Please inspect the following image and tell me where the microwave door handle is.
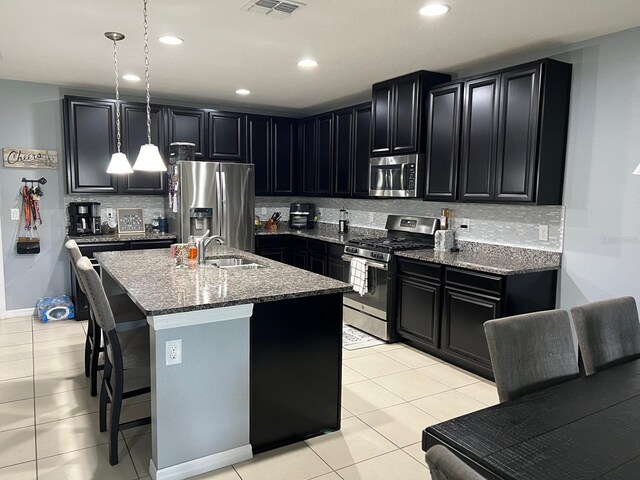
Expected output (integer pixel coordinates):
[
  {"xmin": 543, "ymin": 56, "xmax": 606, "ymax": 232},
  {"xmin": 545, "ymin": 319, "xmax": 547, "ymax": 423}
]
[{"xmin": 401, "ymin": 163, "xmax": 408, "ymax": 190}]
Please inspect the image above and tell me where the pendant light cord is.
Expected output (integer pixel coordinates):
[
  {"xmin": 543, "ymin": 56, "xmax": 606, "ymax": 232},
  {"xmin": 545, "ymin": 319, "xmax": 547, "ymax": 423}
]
[
  {"xmin": 143, "ymin": 0, "xmax": 152, "ymax": 145},
  {"xmin": 112, "ymin": 38, "xmax": 122, "ymax": 153}
]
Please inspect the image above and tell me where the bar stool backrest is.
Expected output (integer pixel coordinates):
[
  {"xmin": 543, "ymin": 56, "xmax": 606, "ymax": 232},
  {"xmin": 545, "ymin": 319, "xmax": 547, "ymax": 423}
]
[
  {"xmin": 64, "ymin": 240, "xmax": 86, "ymax": 294},
  {"xmin": 484, "ymin": 309, "xmax": 580, "ymax": 402},
  {"xmin": 76, "ymin": 257, "xmax": 117, "ymax": 333},
  {"xmin": 571, "ymin": 296, "xmax": 640, "ymax": 376}
]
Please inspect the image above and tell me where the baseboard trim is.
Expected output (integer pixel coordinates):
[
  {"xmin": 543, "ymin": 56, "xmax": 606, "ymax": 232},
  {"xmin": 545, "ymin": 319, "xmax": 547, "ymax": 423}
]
[
  {"xmin": 1, "ymin": 308, "xmax": 35, "ymax": 319},
  {"xmin": 149, "ymin": 444, "xmax": 252, "ymax": 480}
]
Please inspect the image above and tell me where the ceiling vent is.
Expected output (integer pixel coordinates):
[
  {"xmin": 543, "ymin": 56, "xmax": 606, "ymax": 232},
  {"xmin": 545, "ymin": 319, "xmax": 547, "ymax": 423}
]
[{"xmin": 242, "ymin": 0, "xmax": 305, "ymax": 18}]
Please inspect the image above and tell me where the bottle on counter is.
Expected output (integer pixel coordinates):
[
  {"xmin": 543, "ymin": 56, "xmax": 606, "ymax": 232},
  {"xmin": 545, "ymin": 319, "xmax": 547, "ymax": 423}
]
[
  {"xmin": 440, "ymin": 208, "xmax": 450, "ymax": 230},
  {"xmin": 339, "ymin": 209, "xmax": 349, "ymax": 234},
  {"xmin": 187, "ymin": 235, "xmax": 198, "ymax": 268}
]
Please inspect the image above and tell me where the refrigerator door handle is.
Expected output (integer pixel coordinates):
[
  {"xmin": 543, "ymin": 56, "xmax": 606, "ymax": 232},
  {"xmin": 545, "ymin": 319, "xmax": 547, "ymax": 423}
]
[
  {"xmin": 221, "ymin": 171, "xmax": 227, "ymax": 240},
  {"xmin": 215, "ymin": 171, "xmax": 222, "ymax": 236}
]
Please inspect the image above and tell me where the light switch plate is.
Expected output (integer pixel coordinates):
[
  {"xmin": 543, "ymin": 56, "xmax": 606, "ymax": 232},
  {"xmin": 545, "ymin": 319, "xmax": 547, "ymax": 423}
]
[
  {"xmin": 539, "ymin": 225, "xmax": 549, "ymax": 242},
  {"xmin": 166, "ymin": 339, "xmax": 182, "ymax": 366},
  {"xmin": 10, "ymin": 208, "xmax": 20, "ymax": 221},
  {"xmin": 261, "ymin": 207, "xmax": 267, "ymax": 215}
]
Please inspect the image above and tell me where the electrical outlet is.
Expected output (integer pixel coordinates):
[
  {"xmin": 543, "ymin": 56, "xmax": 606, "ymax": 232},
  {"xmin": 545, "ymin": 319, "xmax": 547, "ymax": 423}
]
[
  {"xmin": 10, "ymin": 209, "xmax": 20, "ymax": 221},
  {"xmin": 105, "ymin": 207, "xmax": 114, "ymax": 218},
  {"xmin": 539, "ymin": 225, "xmax": 549, "ymax": 242},
  {"xmin": 166, "ymin": 339, "xmax": 182, "ymax": 366},
  {"xmin": 462, "ymin": 218, "xmax": 470, "ymax": 231},
  {"xmin": 261, "ymin": 207, "xmax": 267, "ymax": 215}
]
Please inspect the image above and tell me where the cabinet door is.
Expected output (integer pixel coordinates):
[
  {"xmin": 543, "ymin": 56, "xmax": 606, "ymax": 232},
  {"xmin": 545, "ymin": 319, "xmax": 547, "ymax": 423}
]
[
  {"xmin": 247, "ymin": 115, "xmax": 271, "ymax": 195},
  {"xmin": 208, "ymin": 111, "xmax": 245, "ymax": 161},
  {"xmin": 292, "ymin": 251, "xmax": 308, "ymax": 270},
  {"xmin": 459, "ymin": 75, "xmax": 500, "ymax": 201},
  {"xmin": 120, "ymin": 102, "xmax": 166, "ymax": 194},
  {"xmin": 301, "ymin": 118, "xmax": 317, "ymax": 195},
  {"xmin": 316, "ymin": 114, "xmax": 333, "ymax": 196},
  {"xmin": 395, "ymin": 274, "xmax": 441, "ymax": 348},
  {"xmin": 168, "ymin": 107, "xmax": 206, "ymax": 158},
  {"xmin": 352, "ymin": 104, "xmax": 372, "ymax": 197},
  {"xmin": 129, "ymin": 239, "xmax": 175, "ymax": 250},
  {"xmin": 371, "ymin": 82, "xmax": 393, "ymax": 155},
  {"xmin": 424, "ymin": 84, "xmax": 462, "ymax": 201},
  {"xmin": 64, "ymin": 97, "xmax": 118, "ymax": 194},
  {"xmin": 392, "ymin": 76, "xmax": 420, "ymax": 154},
  {"xmin": 333, "ymin": 109, "xmax": 353, "ymax": 197},
  {"xmin": 272, "ymin": 118, "xmax": 296, "ymax": 195},
  {"xmin": 257, "ymin": 247, "xmax": 285, "ymax": 263},
  {"xmin": 309, "ymin": 253, "xmax": 327, "ymax": 276},
  {"xmin": 327, "ymin": 256, "xmax": 345, "ymax": 281},
  {"xmin": 441, "ymin": 286, "xmax": 499, "ymax": 366},
  {"xmin": 495, "ymin": 65, "xmax": 541, "ymax": 202}
]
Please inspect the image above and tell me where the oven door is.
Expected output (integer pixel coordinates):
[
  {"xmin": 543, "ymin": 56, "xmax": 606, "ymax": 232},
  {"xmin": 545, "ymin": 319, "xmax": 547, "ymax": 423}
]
[
  {"xmin": 342, "ymin": 254, "xmax": 390, "ymax": 340},
  {"xmin": 369, "ymin": 155, "xmax": 423, "ymax": 198}
]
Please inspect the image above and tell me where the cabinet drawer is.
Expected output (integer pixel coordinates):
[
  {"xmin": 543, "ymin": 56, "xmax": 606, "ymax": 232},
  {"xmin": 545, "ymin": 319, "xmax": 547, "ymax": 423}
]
[
  {"xmin": 308, "ymin": 239, "xmax": 327, "ymax": 255},
  {"xmin": 327, "ymin": 243, "xmax": 344, "ymax": 259},
  {"xmin": 130, "ymin": 240, "xmax": 175, "ymax": 250},
  {"xmin": 396, "ymin": 258, "xmax": 443, "ymax": 281},
  {"xmin": 78, "ymin": 242, "xmax": 129, "ymax": 258},
  {"xmin": 256, "ymin": 235, "xmax": 286, "ymax": 248},
  {"xmin": 445, "ymin": 267, "xmax": 503, "ymax": 295}
]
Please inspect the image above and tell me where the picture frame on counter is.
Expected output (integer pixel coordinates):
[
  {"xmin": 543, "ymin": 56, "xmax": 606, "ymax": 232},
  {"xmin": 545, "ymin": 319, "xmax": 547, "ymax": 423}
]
[{"xmin": 116, "ymin": 208, "xmax": 145, "ymax": 234}]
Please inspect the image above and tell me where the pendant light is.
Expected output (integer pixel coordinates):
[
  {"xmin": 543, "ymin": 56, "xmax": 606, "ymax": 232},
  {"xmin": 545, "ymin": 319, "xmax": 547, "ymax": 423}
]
[
  {"xmin": 105, "ymin": 32, "xmax": 134, "ymax": 174},
  {"xmin": 133, "ymin": 0, "xmax": 167, "ymax": 172}
]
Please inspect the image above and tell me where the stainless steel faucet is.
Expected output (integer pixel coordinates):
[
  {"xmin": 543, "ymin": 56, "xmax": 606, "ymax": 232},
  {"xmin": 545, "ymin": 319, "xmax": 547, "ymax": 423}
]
[{"xmin": 197, "ymin": 230, "xmax": 225, "ymax": 264}]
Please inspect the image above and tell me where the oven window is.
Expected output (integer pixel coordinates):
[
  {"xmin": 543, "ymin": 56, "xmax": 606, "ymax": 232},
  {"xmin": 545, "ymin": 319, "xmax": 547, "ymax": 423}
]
[{"xmin": 343, "ymin": 261, "xmax": 388, "ymax": 314}]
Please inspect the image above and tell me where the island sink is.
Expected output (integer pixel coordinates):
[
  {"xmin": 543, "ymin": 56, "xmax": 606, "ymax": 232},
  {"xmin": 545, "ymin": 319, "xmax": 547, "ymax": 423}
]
[{"xmin": 205, "ymin": 257, "xmax": 265, "ymax": 269}]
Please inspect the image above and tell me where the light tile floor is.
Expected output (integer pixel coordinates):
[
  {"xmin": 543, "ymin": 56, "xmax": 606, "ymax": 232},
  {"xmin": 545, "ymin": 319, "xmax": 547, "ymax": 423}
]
[{"xmin": 0, "ymin": 316, "xmax": 498, "ymax": 479}]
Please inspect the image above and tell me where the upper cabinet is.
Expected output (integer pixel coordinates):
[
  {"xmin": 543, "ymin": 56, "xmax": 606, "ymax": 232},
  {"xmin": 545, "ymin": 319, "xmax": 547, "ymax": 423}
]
[
  {"xmin": 333, "ymin": 108, "xmax": 354, "ymax": 197},
  {"xmin": 247, "ymin": 115, "xmax": 271, "ymax": 196},
  {"xmin": 371, "ymin": 71, "xmax": 451, "ymax": 157},
  {"xmin": 352, "ymin": 104, "xmax": 372, "ymax": 198},
  {"xmin": 452, "ymin": 59, "xmax": 571, "ymax": 205},
  {"xmin": 64, "ymin": 97, "xmax": 119, "ymax": 194},
  {"xmin": 301, "ymin": 114, "xmax": 334, "ymax": 196},
  {"xmin": 208, "ymin": 111, "xmax": 245, "ymax": 161},
  {"xmin": 167, "ymin": 107, "xmax": 207, "ymax": 158}
]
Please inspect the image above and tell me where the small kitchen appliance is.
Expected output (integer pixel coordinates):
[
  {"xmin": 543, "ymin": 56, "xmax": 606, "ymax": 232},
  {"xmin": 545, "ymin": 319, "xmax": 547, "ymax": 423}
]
[
  {"xmin": 339, "ymin": 209, "xmax": 349, "ymax": 234},
  {"xmin": 289, "ymin": 203, "xmax": 316, "ymax": 229},
  {"xmin": 68, "ymin": 202, "xmax": 101, "ymax": 236},
  {"xmin": 342, "ymin": 214, "xmax": 440, "ymax": 341},
  {"xmin": 369, "ymin": 155, "xmax": 424, "ymax": 198}
]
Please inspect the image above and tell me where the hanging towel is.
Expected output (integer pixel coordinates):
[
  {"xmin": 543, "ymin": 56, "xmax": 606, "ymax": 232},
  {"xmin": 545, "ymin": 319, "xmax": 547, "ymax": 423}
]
[{"xmin": 349, "ymin": 257, "xmax": 369, "ymax": 296}]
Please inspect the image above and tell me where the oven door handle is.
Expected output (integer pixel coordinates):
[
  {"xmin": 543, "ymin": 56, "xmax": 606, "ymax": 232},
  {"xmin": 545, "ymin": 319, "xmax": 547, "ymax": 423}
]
[{"xmin": 342, "ymin": 254, "xmax": 388, "ymax": 271}]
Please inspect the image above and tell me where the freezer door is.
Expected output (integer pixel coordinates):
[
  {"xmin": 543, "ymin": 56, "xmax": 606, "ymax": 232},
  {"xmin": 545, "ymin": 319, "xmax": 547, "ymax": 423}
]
[
  {"xmin": 180, "ymin": 161, "xmax": 222, "ymax": 241},
  {"xmin": 219, "ymin": 163, "xmax": 255, "ymax": 251}
]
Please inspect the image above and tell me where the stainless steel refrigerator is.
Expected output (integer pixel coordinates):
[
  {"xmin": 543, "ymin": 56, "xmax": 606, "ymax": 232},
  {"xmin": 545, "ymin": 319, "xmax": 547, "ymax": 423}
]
[{"xmin": 168, "ymin": 161, "xmax": 255, "ymax": 251}]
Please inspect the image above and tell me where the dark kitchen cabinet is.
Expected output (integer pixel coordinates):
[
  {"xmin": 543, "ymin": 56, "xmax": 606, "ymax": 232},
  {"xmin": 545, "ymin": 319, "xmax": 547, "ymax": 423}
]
[
  {"xmin": 333, "ymin": 108, "xmax": 354, "ymax": 197},
  {"xmin": 208, "ymin": 111, "xmax": 245, "ymax": 161},
  {"xmin": 167, "ymin": 107, "xmax": 207, "ymax": 158},
  {"xmin": 316, "ymin": 114, "xmax": 333, "ymax": 195},
  {"xmin": 247, "ymin": 115, "xmax": 271, "ymax": 195},
  {"xmin": 308, "ymin": 240, "xmax": 328, "ymax": 276},
  {"xmin": 255, "ymin": 235, "xmax": 287, "ymax": 263},
  {"xmin": 456, "ymin": 59, "xmax": 571, "ymax": 204},
  {"xmin": 301, "ymin": 118, "xmax": 317, "ymax": 195},
  {"xmin": 64, "ymin": 97, "xmax": 118, "ymax": 194},
  {"xmin": 370, "ymin": 71, "xmax": 451, "ymax": 158},
  {"xmin": 272, "ymin": 117, "xmax": 296, "ymax": 195},
  {"xmin": 120, "ymin": 102, "xmax": 166, "ymax": 194},
  {"xmin": 352, "ymin": 104, "xmax": 372, "ymax": 197},
  {"xmin": 459, "ymin": 75, "xmax": 500, "ymax": 201},
  {"xmin": 287, "ymin": 237, "xmax": 309, "ymax": 270},
  {"xmin": 424, "ymin": 83, "xmax": 462, "ymax": 201}
]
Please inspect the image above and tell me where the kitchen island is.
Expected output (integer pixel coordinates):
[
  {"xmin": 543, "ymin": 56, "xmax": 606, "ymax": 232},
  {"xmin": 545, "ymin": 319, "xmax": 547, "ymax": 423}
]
[{"xmin": 95, "ymin": 246, "xmax": 352, "ymax": 480}]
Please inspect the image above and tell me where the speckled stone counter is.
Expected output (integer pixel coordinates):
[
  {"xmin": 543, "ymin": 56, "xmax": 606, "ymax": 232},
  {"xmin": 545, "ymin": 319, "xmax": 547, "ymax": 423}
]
[
  {"xmin": 256, "ymin": 222, "xmax": 385, "ymax": 245},
  {"xmin": 396, "ymin": 242, "xmax": 561, "ymax": 275},
  {"xmin": 68, "ymin": 232, "xmax": 176, "ymax": 244},
  {"xmin": 95, "ymin": 245, "xmax": 351, "ymax": 316}
]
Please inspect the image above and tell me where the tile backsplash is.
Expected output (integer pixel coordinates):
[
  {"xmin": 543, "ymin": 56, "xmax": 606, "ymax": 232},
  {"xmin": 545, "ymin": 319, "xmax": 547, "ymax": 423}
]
[
  {"xmin": 64, "ymin": 194, "xmax": 166, "ymax": 226},
  {"xmin": 256, "ymin": 196, "xmax": 565, "ymax": 252}
]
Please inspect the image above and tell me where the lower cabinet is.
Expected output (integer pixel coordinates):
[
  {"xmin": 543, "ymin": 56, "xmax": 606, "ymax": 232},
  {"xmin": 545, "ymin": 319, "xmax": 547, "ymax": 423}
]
[{"xmin": 393, "ymin": 257, "xmax": 557, "ymax": 379}]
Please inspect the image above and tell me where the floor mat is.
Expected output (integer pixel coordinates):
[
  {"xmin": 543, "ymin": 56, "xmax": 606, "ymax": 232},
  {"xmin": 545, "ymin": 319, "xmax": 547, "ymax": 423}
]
[{"xmin": 343, "ymin": 324, "xmax": 385, "ymax": 350}]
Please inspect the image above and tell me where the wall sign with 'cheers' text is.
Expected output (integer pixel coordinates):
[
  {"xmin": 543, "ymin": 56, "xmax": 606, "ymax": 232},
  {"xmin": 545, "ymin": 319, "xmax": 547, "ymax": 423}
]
[{"xmin": 3, "ymin": 148, "xmax": 58, "ymax": 169}]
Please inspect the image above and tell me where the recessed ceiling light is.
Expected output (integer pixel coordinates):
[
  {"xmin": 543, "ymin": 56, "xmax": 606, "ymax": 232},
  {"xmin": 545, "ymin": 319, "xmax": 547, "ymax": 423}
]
[
  {"xmin": 235, "ymin": 89, "xmax": 251, "ymax": 96},
  {"xmin": 419, "ymin": 3, "xmax": 450, "ymax": 16},
  {"xmin": 122, "ymin": 74, "xmax": 141, "ymax": 82},
  {"xmin": 159, "ymin": 36, "xmax": 184, "ymax": 45},
  {"xmin": 297, "ymin": 58, "xmax": 319, "ymax": 68}
]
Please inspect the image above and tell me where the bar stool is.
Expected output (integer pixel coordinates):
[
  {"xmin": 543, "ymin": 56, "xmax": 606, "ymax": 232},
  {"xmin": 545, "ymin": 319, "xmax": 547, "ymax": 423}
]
[
  {"xmin": 64, "ymin": 240, "xmax": 146, "ymax": 396},
  {"xmin": 425, "ymin": 445, "xmax": 489, "ymax": 480},
  {"xmin": 76, "ymin": 256, "xmax": 151, "ymax": 465}
]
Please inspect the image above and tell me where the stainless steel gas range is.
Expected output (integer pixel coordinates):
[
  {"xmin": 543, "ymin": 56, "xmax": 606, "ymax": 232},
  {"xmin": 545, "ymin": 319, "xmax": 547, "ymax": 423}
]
[{"xmin": 342, "ymin": 215, "xmax": 440, "ymax": 341}]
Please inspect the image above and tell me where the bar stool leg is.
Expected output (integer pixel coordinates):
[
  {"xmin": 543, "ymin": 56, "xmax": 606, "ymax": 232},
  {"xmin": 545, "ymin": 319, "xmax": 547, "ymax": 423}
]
[
  {"xmin": 90, "ymin": 323, "xmax": 102, "ymax": 397},
  {"xmin": 109, "ymin": 355, "xmax": 124, "ymax": 465},
  {"xmin": 99, "ymin": 355, "xmax": 111, "ymax": 433},
  {"xmin": 84, "ymin": 315, "xmax": 93, "ymax": 378}
]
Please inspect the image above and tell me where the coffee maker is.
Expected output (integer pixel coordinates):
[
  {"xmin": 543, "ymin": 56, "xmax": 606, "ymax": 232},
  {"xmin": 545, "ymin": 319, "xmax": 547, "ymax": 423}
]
[{"xmin": 68, "ymin": 202, "xmax": 101, "ymax": 236}]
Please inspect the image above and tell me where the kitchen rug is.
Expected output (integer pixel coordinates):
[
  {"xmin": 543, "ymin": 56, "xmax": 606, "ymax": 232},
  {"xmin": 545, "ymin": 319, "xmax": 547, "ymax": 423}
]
[{"xmin": 343, "ymin": 324, "xmax": 385, "ymax": 350}]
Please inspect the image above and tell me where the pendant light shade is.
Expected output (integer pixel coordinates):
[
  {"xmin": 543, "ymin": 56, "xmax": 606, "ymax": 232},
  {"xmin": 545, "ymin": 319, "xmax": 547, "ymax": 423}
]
[
  {"xmin": 134, "ymin": 144, "xmax": 167, "ymax": 171},
  {"xmin": 132, "ymin": 0, "xmax": 166, "ymax": 172},
  {"xmin": 107, "ymin": 152, "xmax": 134, "ymax": 174},
  {"xmin": 634, "ymin": 162, "xmax": 640, "ymax": 175},
  {"xmin": 104, "ymin": 31, "xmax": 133, "ymax": 175}
]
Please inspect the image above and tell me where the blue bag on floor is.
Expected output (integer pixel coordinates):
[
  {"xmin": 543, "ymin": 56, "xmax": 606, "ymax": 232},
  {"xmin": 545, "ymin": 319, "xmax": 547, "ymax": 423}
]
[{"xmin": 36, "ymin": 295, "xmax": 75, "ymax": 322}]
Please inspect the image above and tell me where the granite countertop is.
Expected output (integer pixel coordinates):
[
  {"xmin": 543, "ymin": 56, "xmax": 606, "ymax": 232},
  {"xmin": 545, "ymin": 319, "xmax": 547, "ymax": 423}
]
[
  {"xmin": 68, "ymin": 232, "xmax": 176, "ymax": 244},
  {"xmin": 395, "ymin": 243, "xmax": 561, "ymax": 275},
  {"xmin": 256, "ymin": 223, "xmax": 385, "ymax": 246},
  {"xmin": 95, "ymin": 245, "xmax": 352, "ymax": 316}
]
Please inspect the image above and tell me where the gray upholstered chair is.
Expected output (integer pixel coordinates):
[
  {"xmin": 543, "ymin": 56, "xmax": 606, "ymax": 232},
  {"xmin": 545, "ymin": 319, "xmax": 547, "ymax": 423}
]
[
  {"xmin": 570, "ymin": 296, "xmax": 640, "ymax": 376},
  {"xmin": 64, "ymin": 240, "xmax": 146, "ymax": 397},
  {"xmin": 425, "ymin": 445, "xmax": 489, "ymax": 480},
  {"xmin": 76, "ymin": 257, "xmax": 151, "ymax": 465},
  {"xmin": 484, "ymin": 310, "xmax": 579, "ymax": 403}
]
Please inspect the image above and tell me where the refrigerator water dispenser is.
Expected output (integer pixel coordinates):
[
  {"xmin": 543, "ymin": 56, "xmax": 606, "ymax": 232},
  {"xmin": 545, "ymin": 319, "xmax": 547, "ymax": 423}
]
[{"xmin": 189, "ymin": 208, "xmax": 213, "ymax": 237}]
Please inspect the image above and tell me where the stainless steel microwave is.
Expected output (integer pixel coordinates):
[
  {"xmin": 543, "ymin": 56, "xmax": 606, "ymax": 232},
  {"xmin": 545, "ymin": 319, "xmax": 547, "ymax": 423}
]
[{"xmin": 369, "ymin": 154, "xmax": 424, "ymax": 198}]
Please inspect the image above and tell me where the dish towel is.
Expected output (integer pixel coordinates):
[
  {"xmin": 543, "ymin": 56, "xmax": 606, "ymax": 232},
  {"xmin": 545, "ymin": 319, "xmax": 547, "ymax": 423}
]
[{"xmin": 349, "ymin": 257, "xmax": 369, "ymax": 296}]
